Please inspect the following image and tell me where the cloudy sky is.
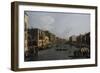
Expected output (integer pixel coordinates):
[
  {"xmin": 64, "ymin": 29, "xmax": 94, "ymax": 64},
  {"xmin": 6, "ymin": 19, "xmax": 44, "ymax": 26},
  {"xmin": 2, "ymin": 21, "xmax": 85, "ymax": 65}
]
[{"xmin": 25, "ymin": 11, "xmax": 90, "ymax": 39}]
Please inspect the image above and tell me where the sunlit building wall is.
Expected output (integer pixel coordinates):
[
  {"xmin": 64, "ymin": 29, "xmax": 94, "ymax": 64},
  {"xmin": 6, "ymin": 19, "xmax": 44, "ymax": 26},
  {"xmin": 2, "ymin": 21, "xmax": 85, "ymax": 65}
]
[{"xmin": 24, "ymin": 13, "xmax": 29, "ymax": 52}]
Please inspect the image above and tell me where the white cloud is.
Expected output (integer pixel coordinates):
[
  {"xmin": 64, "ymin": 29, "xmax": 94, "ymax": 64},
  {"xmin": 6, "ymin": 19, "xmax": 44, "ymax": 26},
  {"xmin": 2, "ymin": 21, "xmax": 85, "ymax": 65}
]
[{"xmin": 39, "ymin": 15, "xmax": 55, "ymax": 30}]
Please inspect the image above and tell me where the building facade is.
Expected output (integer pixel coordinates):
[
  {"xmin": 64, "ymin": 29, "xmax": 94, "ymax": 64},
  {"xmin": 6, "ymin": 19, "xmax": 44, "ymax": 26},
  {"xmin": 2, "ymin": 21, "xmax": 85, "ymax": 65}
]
[{"xmin": 24, "ymin": 13, "xmax": 29, "ymax": 53}]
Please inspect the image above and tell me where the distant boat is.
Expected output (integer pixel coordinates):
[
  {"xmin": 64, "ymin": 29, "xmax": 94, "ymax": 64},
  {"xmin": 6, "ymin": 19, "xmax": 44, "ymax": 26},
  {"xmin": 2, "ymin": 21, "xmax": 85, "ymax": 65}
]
[{"xmin": 56, "ymin": 48, "xmax": 68, "ymax": 51}]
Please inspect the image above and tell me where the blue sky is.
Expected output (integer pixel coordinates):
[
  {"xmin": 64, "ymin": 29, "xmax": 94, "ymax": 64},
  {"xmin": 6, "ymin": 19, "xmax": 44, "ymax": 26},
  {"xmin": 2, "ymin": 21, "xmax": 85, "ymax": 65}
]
[{"xmin": 25, "ymin": 11, "xmax": 90, "ymax": 39}]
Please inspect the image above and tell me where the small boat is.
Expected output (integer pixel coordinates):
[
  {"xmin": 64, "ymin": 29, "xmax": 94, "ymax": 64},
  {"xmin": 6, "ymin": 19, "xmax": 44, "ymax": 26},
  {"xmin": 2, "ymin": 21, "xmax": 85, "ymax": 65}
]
[{"xmin": 56, "ymin": 48, "xmax": 68, "ymax": 51}]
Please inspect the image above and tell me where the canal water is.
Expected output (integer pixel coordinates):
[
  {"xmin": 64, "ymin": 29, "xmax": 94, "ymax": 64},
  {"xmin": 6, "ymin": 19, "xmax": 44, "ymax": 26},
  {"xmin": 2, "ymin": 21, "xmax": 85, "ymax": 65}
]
[{"xmin": 25, "ymin": 43, "xmax": 88, "ymax": 61}]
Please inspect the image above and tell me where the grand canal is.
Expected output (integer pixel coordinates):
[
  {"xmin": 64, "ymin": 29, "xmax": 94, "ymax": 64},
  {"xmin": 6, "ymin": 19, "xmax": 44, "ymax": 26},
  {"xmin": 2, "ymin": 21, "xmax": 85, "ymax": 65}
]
[{"xmin": 25, "ymin": 42, "xmax": 90, "ymax": 61}]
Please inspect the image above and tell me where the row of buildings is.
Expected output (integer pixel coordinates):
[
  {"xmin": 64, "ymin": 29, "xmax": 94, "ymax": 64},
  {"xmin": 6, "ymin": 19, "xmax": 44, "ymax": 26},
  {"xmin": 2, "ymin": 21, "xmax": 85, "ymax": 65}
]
[
  {"xmin": 69, "ymin": 33, "xmax": 90, "ymax": 58},
  {"xmin": 27, "ymin": 28, "xmax": 56, "ymax": 49},
  {"xmin": 24, "ymin": 13, "xmax": 58, "ymax": 57},
  {"xmin": 69, "ymin": 32, "xmax": 90, "ymax": 47},
  {"xmin": 24, "ymin": 28, "xmax": 58, "ymax": 57}
]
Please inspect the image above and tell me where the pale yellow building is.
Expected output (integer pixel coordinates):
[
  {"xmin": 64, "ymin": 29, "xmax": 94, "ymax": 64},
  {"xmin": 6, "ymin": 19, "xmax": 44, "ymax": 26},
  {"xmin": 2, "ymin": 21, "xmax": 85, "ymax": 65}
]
[{"xmin": 24, "ymin": 13, "xmax": 29, "ymax": 52}]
